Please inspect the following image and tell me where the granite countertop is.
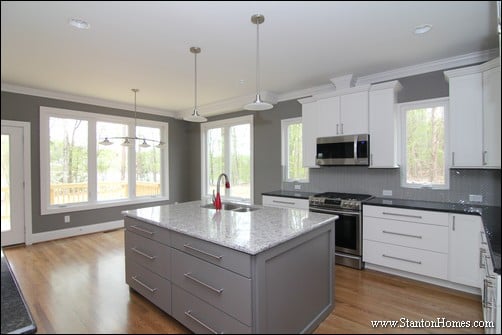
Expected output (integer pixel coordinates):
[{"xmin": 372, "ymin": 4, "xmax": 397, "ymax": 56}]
[
  {"xmin": 363, "ymin": 197, "xmax": 501, "ymax": 275},
  {"xmin": 1, "ymin": 250, "xmax": 36, "ymax": 334},
  {"xmin": 123, "ymin": 200, "xmax": 337, "ymax": 255},
  {"xmin": 262, "ymin": 190, "xmax": 318, "ymax": 199}
]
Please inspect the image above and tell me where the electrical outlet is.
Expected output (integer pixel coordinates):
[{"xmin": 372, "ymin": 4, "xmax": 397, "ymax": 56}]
[
  {"xmin": 294, "ymin": 184, "xmax": 302, "ymax": 190},
  {"xmin": 382, "ymin": 190, "xmax": 392, "ymax": 196},
  {"xmin": 64, "ymin": 215, "xmax": 70, "ymax": 223},
  {"xmin": 469, "ymin": 194, "xmax": 483, "ymax": 202}
]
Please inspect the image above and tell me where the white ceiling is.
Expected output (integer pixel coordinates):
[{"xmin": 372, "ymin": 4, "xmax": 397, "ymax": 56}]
[{"xmin": 1, "ymin": 1, "xmax": 499, "ymax": 118}]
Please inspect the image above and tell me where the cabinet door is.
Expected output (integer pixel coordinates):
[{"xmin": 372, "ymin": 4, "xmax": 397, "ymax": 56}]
[
  {"xmin": 340, "ymin": 91, "xmax": 368, "ymax": 135},
  {"xmin": 301, "ymin": 101, "xmax": 320, "ymax": 168},
  {"xmin": 482, "ymin": 66, "xmax": 501, "ymax": 168},
  {"xmin": 369, "ymin": 88, "xmax": 398, "ymax": 168},
  {"xmin": 448, "ymin": 214, "xmax": 482, "ymax": 287},
  {"xmin": 317, "ymin": 96, "xmax": 341, "ymax": 136},
  {"xmin": 449, "ymin": 73, "xmax": 483, "ymax": 167}
]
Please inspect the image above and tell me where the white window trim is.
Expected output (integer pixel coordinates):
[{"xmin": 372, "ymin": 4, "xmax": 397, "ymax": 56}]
[
  {"xmin": 281, "ymin": 117, "xmax": 309, "ymax": 182},
  {"xmin": 40, "ymin": 106, "xmax": 169, "ymax": 215},
  {"xmin": 399, "ymin": 97, "xmax": 450, "ymax": 190},
  {"xmin": 200, "ymin": 115, "xmax": 254, "ymax": 204}
]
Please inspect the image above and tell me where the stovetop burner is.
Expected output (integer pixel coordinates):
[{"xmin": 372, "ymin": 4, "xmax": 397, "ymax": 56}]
[
  {"xmin": 313, "ymin": 192, "xmax": 373, "ymax": 201},
  {"xmin": 309, "ymin": 192, "xmax": 373, "ymax": 211}
]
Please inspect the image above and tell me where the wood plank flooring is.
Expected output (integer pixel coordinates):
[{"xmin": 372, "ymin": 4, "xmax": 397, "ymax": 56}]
[{"xmin": 3, "ymin": 229, "xmax": 483, "ymax": 334}]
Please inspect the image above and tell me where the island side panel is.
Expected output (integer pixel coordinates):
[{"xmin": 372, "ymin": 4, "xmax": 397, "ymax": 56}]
[{"xmin": 252, "ymin": 221, "xmax": 334, "ymax": 333}]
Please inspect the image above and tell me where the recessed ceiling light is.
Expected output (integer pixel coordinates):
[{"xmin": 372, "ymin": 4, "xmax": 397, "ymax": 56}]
[
  {"xmin": 239, "ymin": 79, "xmax": 245, "ymax": 85},
  {"xmin": 414, "ymin": 24, "xmax": 432, "ymax": 35},
  {"xmin": 69, "ymin": 18, "xmax": 90, "ymax": 30}
]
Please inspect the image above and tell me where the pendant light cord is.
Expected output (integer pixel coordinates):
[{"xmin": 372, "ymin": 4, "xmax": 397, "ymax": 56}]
[
  {"xmin": 194, "ymin": 50, "xmax": 198, "ymax": 112},
  {"xmin": 255, "ymin": 19, "xmax": 260, "ymax": 95}
]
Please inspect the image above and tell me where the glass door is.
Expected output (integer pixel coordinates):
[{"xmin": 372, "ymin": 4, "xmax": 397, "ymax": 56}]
[{"xmin": 1, "ymin": 124, "xmax": 25, "ymax": 246}]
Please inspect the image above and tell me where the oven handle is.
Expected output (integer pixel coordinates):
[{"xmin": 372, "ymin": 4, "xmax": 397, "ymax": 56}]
[{"xmin": 310, "ymin": 208, "xmax": 360, "ymax": 216}]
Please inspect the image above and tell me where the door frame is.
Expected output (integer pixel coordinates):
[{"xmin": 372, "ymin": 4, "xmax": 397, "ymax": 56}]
[{"xmin": 1, "ymin": 120, "xmax": 32, "ymax": 245}]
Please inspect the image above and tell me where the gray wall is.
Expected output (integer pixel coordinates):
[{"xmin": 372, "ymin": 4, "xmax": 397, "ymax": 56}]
[{"xmin": 1, "ymin": 91, "xmax": 191, "ymax": 233}]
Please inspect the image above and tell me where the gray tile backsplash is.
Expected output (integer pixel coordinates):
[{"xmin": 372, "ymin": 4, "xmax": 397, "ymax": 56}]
[{"xmin": 283, "ymin": 167, "xmax": 501, "ymax": 206}]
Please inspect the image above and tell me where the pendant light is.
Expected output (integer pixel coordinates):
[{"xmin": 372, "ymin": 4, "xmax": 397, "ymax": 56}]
[
  {"xmin": 183, "ymin": 47, "xmax": 207, "ymax": 122},
  {"xmin": 244, "ymin": 14, "xmax": 273, "ymax": 111},
  {"xmin": 99, "ymin": 89, "xmax": 165, "ymax": 148}
]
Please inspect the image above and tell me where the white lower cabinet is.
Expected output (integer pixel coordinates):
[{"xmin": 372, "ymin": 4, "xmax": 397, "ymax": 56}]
[
  {"xmin": 448, "ymin": 214, "xmax": 482, "ymax": 287},
  {"xmin": 363, "ymin": 205, "xmax": 484, "ymax": 288}
]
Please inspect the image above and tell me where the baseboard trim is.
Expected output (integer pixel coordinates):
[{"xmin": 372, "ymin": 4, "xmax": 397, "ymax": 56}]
[
  {"xmin": 365, "ymin": 263, "xmax": 481, "ymax": 295},
  {"xmin": 27, "ymin": 220, "xmax": 124, "ymax": 245}
]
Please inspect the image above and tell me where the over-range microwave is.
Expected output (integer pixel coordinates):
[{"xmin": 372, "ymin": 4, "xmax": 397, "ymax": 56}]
[{"xmin": 316, "ymin": 134, "xmax": 370, "ymax": 166}]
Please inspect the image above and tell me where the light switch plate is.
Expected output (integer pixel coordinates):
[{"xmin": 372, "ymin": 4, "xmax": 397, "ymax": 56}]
[
  {"xmin": 469, "ymin": 194, "xmax": 483, "ymax": 202},
  {"xmin": 382, "ymin": 190, "xmax": 392, "ymax": 196},
  {"xmin": 294, "ymin": 184, "xmax": 302, "ymax": 190},
  {"xmin": 64, "ymin": 215, "xmax": 71, "ymax": 223}
]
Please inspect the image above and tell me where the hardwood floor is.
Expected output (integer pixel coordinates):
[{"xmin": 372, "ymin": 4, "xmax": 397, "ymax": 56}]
[{"xmin": 3, "ymin": 229, "xmax": 483, "ymax": 334}]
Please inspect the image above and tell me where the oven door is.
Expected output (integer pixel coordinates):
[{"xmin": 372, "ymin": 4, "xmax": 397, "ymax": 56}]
[{"xmin": 310, "ymin": 207, "xmax": 361, "ymax": 256}]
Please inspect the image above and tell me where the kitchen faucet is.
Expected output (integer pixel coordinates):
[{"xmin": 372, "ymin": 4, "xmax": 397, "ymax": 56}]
[{"xmin": 213, "ymin": 173, "xmax": 230, "ymax": 210}]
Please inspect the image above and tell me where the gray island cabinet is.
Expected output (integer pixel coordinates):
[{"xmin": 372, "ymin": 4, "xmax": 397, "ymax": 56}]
[{"xmin": 123, "ymin": 201, "xmax": 336, "ymax": 334}]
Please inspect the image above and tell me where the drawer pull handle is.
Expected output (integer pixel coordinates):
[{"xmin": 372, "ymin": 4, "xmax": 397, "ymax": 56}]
[
  {"xmin": 382, "ymin": 254, "xmax": 422, "ymax": 265},
  {"xmin": 184, "ymin": 310, "xmax": 219, "ymax": 334},
  {"xmin": 272, "ymin": 200, "xmax": 296, "ymax": 205},
  {"xmin": 480, "ymin": 248, "xmax": 486, "ymax": 269},
  {"xmin": 131, "ymin": 276, "xmax": 157, "ymax": 293},
  {"xmin": 183, "ymin": 244, "xmax": 222, "ymax": 260},
  {"xmin": 382, "ymin": 212, "xmax": 422, "ymax": 219},
  {"xmin": 131, "ymin": 247, "xmax": 157, "ymax": 260},
  {"xmin": 184, "ymin": 273, "xmax": 224, "ymax": 294},
  {"xmin": 130, "ymin": 225, "xmax": 155, "ymax": 235},
  {"xmin": 382, "ymin": 230, "xmax": 422, "ymax": 239}
]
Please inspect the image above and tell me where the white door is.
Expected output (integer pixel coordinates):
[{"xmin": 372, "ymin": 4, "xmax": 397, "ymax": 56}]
[{"xmin": 1, "ymin": 124, "xmax": 26, "ymax": 246}]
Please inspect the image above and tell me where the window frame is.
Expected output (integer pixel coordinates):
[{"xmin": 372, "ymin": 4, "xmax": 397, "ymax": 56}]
[
  {"xmin": 200, "ymin": 115, "xmax": 254, "ymax": 204},
  {"xmin": 281, "ymin": 117, "xmax": 309, "ymax": 183},
  {"xmin": 399, "ymin": 97, "xmax": 449, "ymax": 190},
  {"xmin": 40, "ymin": 106, "xmax": 169, "ymax": 215}
]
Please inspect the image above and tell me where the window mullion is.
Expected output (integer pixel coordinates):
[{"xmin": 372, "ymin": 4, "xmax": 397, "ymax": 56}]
[
  {"xmin": 88, "ymin": 119, "xmax": 97, "ymax": 202},
  {"xmin": 129, "ymin": 123, "xmax": 136, "ymax": 198},
  {"xmin": 224, "ymin": 125, "xmax": 231, "ymax": 199}
]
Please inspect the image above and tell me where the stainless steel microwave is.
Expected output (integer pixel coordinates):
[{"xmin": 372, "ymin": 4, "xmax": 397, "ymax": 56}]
[{"xmin": 316, "ymin": 134, "xmax": 370, "ymax": 166}]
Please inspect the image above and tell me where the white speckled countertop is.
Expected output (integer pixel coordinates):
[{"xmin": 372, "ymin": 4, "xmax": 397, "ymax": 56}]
[{"xmin": 123, "ymin": 200, "xmax": 337, "ymax": 255}]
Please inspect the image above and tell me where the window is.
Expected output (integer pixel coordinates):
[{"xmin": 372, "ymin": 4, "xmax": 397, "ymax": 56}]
[
  {"xmin": 400, "ymin": 98, "xmax": 448, "ymax": 189},
  {"xmin": 201, "ymin": 115, "xmax": 253, "ymax": 203},
  {"xmin": 40, "ymin": 107, "xmax": 168, "ymax": 214},
  {"xmin": 281, "ymin": 118, "xmax": 308, "ymax": 182}
]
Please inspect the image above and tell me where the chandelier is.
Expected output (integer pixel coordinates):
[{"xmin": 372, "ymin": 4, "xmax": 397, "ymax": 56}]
[{"xmin": 99, "ymin": 89, "xmax": 165, "ymax": 148}]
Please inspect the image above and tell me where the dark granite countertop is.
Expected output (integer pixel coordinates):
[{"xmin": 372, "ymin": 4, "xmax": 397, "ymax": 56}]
[
  {"xmin": 1, "ymin": 250, "xmax": 36, "ymax": 334},
  {"xmin": 262, "ymin": 190, "xmax": 317, "ymax": 200},
  {"xmin": 363, "ymin": 198, "xmax": 501, "ymax": 275}
]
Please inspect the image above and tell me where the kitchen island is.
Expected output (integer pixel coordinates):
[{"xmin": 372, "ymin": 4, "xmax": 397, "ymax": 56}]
[{"xmin": 123, "ymin": 200, "xmax": 336, "ymax": 334}]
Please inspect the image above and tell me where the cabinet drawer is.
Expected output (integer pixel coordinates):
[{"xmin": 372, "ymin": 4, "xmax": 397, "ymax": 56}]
[
  {"xmin": 363, "ymin": 205, "xmax": 448, "ymax": 226},
  {"xmin": 125, "ymin": 230, "xmax": 171, "ymax": 279},
  {"xmin": 363, "ymin": 240, "xmax": 448, "ymax": 280},
  {"xmin": 363, "ymin": 217, "xmax": 448, "ymax": 253},
  {"xmin": 262, "ymin": 195, "xmax": 309, "ymax": 210},
  {"xmin": 171, "ymin": 231, "xmax": 251, "ymax": 277},
  {"xmin": 125, "ymin": 217, "xmax": 170, "ymax": 245},
  {"xmin": 125, "ymin": 258, "xmax": 172, "ymax": 315},
  {"xmin": 172, "ymin": 285, "xmax": 251, "ymax": 334},
  {"xmin": 172, "ymin": 249, "xmax": 252, "ymax": 326}
]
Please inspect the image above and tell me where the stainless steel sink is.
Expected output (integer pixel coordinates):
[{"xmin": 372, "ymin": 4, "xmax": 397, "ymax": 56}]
[{"xmin": 201, "ymin": 202, "xmax": 259, "ymax": 212}]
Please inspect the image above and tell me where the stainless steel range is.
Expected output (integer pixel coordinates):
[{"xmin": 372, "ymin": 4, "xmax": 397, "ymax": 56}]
[{"xmin": 309, "ymin": 192, "xmax": 373, "ymax": 269}]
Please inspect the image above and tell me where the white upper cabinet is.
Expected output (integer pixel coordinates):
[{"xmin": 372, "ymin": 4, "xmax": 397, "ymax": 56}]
[
  {"xmin": 368, "ymin": 81, "xmax": 402, "ymax": 168},
  {"xmin": 482, "ymin": 66, "xmax": 501, "ymax": 168},
  {"xmin": 445, "ymin": 58, "xmax": 501, "ymax": 169},
  {"xmin": 317, "ymin": 96, "xmax": 340, "ymax": 137},
  {"xmin": 339, "ymin": 91, "xmax": 369, "ymax": 135},
  {"xmin": 300, "ymin": 98, "xmax": 320, "ymax": 168}
]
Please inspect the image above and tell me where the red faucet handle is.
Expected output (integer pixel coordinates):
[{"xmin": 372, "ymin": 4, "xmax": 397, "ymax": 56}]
[{"xmin": 225, "ymin": 181, "xmax": 230, "ymax": 188}]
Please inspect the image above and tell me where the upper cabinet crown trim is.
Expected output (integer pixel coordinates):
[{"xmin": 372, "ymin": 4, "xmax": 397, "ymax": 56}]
[
  {"xmin": 369, "ymin": 80, "xmax": 403, "ymax": 92},
  {"xmin": 444, "ymin": 57, "xmax": 500, "ymax": 81}
]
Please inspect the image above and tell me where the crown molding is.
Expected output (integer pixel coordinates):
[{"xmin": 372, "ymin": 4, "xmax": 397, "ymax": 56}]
[
  {"xmin": 1, "ymin": 83, "xmax": 178, "ymax": 118},
  {"xmin": 355, "ymin": 49, "xmax": 499, "ymax": 86},
  {"xmin": 444, "ymin": 57, "xmax": 500, "ymax": 80},
  {"xmin": 278, "ymin": 84, "xmax": 335, "ymax": 102},
  {"xmin": 177, "ymin": 91, "xmax": 279, "ymax": 119}
]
